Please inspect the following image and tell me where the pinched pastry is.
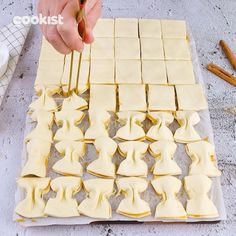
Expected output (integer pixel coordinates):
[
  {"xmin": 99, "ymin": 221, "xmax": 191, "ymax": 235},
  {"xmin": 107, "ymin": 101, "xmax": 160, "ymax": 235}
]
[
  {"xmin": 151, "ymin": 176, "xmax": 187, "ymax": 219},
  {"xmin": 186, "ymin": 141, "xmax": 221, "ymax": 177},
  {"xmin": 15, "ymin": 177, "xmax": 50, "ymax": 218},
  {"xmin": 174, "ymin": 111, "xmax": 201, "ymax": 143},
  {"xmin": 115, "ymin": 111, "xmax": 146, "ymax": 141},
  {"xmin": 87, "ymin": 136, "xmax": 117, "ymax": 178},
  {"xmin": 184, "ymin": 175, "xmax": 219, "ymax": 218},
  {"xmin": 54, "ymin": 110, "xmax": 84, "ymax": 141},
  {"xmin": 78, "ymin": 178, "xmax": 114, "ymax": 219},
  {"xmin": 117, "ymin": 141, "xmax": 148, "ymax": 177},
  {"xmin": 149, "ymin": 140, "xmax": 182, "ymax": 176},
  {"xmin": 53, "ymin": 140, "xmax": 86, "ymax": 176},
  {"xmin": 21, "ymin": 139, "xmax": 51, "ymax": 177},
  {"xmin": 116, "ymin": 177, "xmax": 151, "ymax": 218},
  {"xmin": 44, "ymin": 177, "xmax": 81, "ymax": 217},
  {"xmin": 146, "ymin": 112, "xmax": 174, "ymax": 141},
  {"xmin": 84, "ymin": 110, "xmax": 111, "ymax": 143}
]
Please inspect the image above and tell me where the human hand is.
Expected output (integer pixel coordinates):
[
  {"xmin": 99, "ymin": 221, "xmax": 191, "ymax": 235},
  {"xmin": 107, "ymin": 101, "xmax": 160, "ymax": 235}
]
[{"xmin": 37, "ymin": 0, "xmax": 101, "ymax": 54}]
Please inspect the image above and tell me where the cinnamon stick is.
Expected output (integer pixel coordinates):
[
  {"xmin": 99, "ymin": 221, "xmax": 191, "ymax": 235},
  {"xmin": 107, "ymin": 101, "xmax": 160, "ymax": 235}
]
[
  {"xmin": 219, "ymin": 40, "xmax": 236, "ymax": 70},
  {"xmin": 207, "ymin": 63, "xmax": 236, "ymax": 87}
]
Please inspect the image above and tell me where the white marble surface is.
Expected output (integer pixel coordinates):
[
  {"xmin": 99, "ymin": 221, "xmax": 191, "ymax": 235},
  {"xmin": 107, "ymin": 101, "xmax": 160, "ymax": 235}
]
[{"xmin": 0, "ymin": 0, "xmax": 236, "ymax": 235}]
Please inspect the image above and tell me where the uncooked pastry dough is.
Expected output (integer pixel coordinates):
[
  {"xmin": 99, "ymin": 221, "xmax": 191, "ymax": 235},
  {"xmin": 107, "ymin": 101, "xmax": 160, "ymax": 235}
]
[
  {"xmin": 140, "ymin": 38, "xmax": 164, "ymax": 60},
  {"xmin": 142, "ymin": 60, "xmax": 167, "ymax": 84},
  {"xmin": 116, "ymin": 177, "xmax": 151, "ymax": 218},
  {"xmin": 146, "ymin": 112, "xmax": 174, "ymax": 141},
  {"xmin": 91, "ymin": 37, "xmax": 114, "ymax": 59},
  {"xmin": 166, "ymin": 61, "xmax": 195, "ymax": 84},
  {"xmin": 93, "ymin": 18, "xmax": 114, "ymax": 37},
  {"xmin": 84, "ymin": 110, "xmax": 111, "ymax": 142},
  {"xmin": 115, "ymin": 18, "xmax": 138, "ymax": 37},
  {"xmin": 90, "ymin": 59, "xmax": 115, "ymax": 84},
  {"xmin": 118, "ymin": 85, "xmax": 147, "ymax": 111},
  {"xmin": 175, "ymin": 84, "xmax": 208, "ymax": 111},
  {"xmin": 89, "ymin": 85, "xmax": 116, "ymax": 112},
  {"xmin": 151, "ymin": 176, "xmax": 187, "ymax": 219},
  {"xmin": 186, "ymin": 141, "xmax": 221, "ymax": 177},
  {"xmin": 53, "ymin": 140, "xmax": 86, "ymax": 176},
  {"xmin": 115, "ymin": 60, "xmax": 141, "ymax": 84},
  {"xmin": 174, "ymin": 111, "xmax": 201, "ymax": 143},
  {"xmin": 87, "ymin": 136, "xmax": 117, "ymax": 178},
  {"xmin": 44, "ymin": 176, "xmax": 81, "ymax": 217},
  {"xmin": 161, "ymin": 20, "xmax": 187, "ymax": 39},
  {"xmin": 117, "ymin": 141, "xmax": 148, "ymax": 177},
  {"xmin": 15, "ymin": 177, "xmax": 50, "ymax": 218},
  {"xmin": 149, "ymin": 140, "xmax": 182, "ymax": 176},
  {"xmin": 115, "ymin": 111, "xmax": 146, "ymax": 141},
  {"xmin": 184, "ymin": 175, "xmax": 219, "ymax": 218},
  {"xmin": 78, "ymin": 178, "xmax": 114, "ymax": 219},
  {"xmin": 139, "ymin": 19, "xmax": 161, "ymax": 38},
  {"xmin": 148, "ymin": 85, "xmax": 176, "ymax": 111},
  {"xmin": 163, "ymin": 39, "xmax": 191, "ymax": 60}
]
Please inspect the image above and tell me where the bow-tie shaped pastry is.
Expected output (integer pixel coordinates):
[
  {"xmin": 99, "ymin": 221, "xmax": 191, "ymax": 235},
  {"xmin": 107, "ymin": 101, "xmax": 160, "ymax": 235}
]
[
  {"xmin": 84, "ymin": 110, "xmax": 111, "ymax": 143},
  {"xmin": 151, "ymin": 176, "xmax": 187, "ymax": 219},
  {"xmin": 116, "ymin": 177, "xmax": 151, "ymax": 218},
  {"xmin": 115, "ymin": 111, "xmax": 146, "ymax": 141},
  {"xmin": 44, "ymin": 177, "xmax": 82, "ymax": 217},
  {"xmin": 78, "ymin": 178, "xmax": 114, "ymax": 219},
  {"xmin": 87, "ymin": 136, "xmax": 117, "ymax": 178},
  {"xmin": 149, "ymin": 140, "xmax": 182, "ymax": 176},
  {"xmin": 186, "ymin": 141, "xmax": 221, "ymax": 177},
  {"xmin": 184, "ymin": 175, "xmax": 219, "ymax": 218},
  {"xmin": 15, "ymin": 177, "xmax": 50, "ymax": 218},
  {"xmin": 174, "ymin": 111, "xmax": 201, "ymax": 143},
  {"xmin": 53, "ymin": 140, "xmax": 86, "ymax": 176},
  {"xmin": 21, "ymin": 139, "xmax": 51, "ymax": 177},
  {"xmin": 54, "ymin": 110, "xmax": 84, "ymax": 141},
  {"xmin": 117, "ymin": 141, "xmax": 148, "ymax": 177},
  {"xmin": 146, "ymin": 112, "xmax": 174, "ymax": 141}
]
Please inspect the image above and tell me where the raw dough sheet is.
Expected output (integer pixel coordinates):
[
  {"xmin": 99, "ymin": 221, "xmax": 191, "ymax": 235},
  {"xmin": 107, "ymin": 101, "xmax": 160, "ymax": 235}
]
[{"xmin": 13, "ymin": 22, "xmax": 226, "ymax": 226}]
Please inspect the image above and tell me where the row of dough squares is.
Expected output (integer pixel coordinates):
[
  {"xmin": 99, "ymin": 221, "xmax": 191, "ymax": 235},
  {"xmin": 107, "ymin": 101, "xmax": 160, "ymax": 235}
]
[{"xmin": 90, "ymin": 84, "xmax": 208, "ymax": 111}]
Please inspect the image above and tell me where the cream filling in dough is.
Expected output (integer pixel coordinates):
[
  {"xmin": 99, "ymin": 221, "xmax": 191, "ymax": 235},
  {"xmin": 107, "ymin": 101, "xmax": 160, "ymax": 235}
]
[
  {"xmin": 151, "ymin": 176, "xmax": 187, "ymax": 219},
  {"xmin": 78, "ymin": 178, "xmax": 114, "ymax": 219}
]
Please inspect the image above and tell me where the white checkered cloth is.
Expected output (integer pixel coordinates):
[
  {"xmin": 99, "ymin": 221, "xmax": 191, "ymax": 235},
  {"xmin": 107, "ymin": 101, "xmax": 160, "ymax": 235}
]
[{"xmin": 0, "ymin": 22, "xmax": 31, "ymax": 106}]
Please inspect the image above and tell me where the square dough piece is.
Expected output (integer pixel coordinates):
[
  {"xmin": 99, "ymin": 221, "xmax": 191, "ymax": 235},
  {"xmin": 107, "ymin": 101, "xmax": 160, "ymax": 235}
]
[
  {"xmin": 141, "ymin": 38, "xmax": 164, "ymax": 60},
  {"xmin": 142, "ymin": 60, "xmax": 167, "ymax": 84},
  {"xmin": 115, "ymin": 18, "xmax": 138, "ymax": 37},
  {"xmin": 163, "ymin": 39, "xmax": 191, "ymax": 60},
  {"xmin": 175, "ymin": 84, "xmax": 208, "ymax": 111},
  {"xmin": 91, "ymin": 38, "xmax": 114, "ymax": 59},
  {"xmin": 115, "ymin": 38, "xmax": 140, "ymax": 59},
  {"xmin": 90, "ymin": 59, "xmax": 114, "ymax": 84},
  {"xmin": 166, "ymin": 61, "xmax": 195, "ymax": 84},
  {"xmin": 93, "ymin": 18, "xmax": 114, "ymax": 37},
  {"xmin": 148, "ymin": 85, "xmax": 176, "ymax": 111},
  {"xmin": 118, "ymin": 85, "xmax": 147, "ymax": 111},
  {"xmin": 139, "ymin": 19, "xmax": 162, "ymax": 38},
  {"xmin": 89, "ymin": 85, "xmax": 116, "ymax": 111},
  {"xmin": 116, "ymin": 60, "xmax": 141, "ymax": 84},
  {"xmin": 161, "ymin": 20, "xmax": 187, "ymax": 38}
]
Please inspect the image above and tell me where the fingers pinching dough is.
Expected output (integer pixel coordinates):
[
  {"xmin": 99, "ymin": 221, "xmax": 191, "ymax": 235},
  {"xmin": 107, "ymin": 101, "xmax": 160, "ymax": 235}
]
[
  {"xmin": 146, "ymin": 112, "xmax": 174, "ymax": 141},
  {"xmin": 116, "ymin": 177, "xmax": 151, "ymax": 218},
  {"xmin": 115, "ymin": 111, "xmax": 146, "ymax": 141},
  {"xmin": 44, "ymin": 177, "xmax": 82, "ymax": 217},
  {"xmin": 184, "ymin": 175, "xmax": 219, "ymax": 218},
  {"xmin": 186, "ymin": 141, "xmax": 221, "ymax": 177},
  {"xmin": 78, "ymin": 178, "xmax": 114, "ymax": 219},
  {"xmin": 15, "ymin": 178, "xmax": 50, "ymax": 218},
  {"xmin": 117, "ymin": 141, "xmax": 148, "ymax": 177},
  {"xmin": 151, "ymin": 176, "xmax": 187, "ymax": 219},
  {"xmin": 174, "ymin": 111, "xmax": 201, "ymax": 143},
  {"xmin": 87, "ymin": 136, "xmax": 117, "ymax": 178},
  {"xmin": 149, "ymin": 140, "xmax": 182, "ymax": 176}
]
